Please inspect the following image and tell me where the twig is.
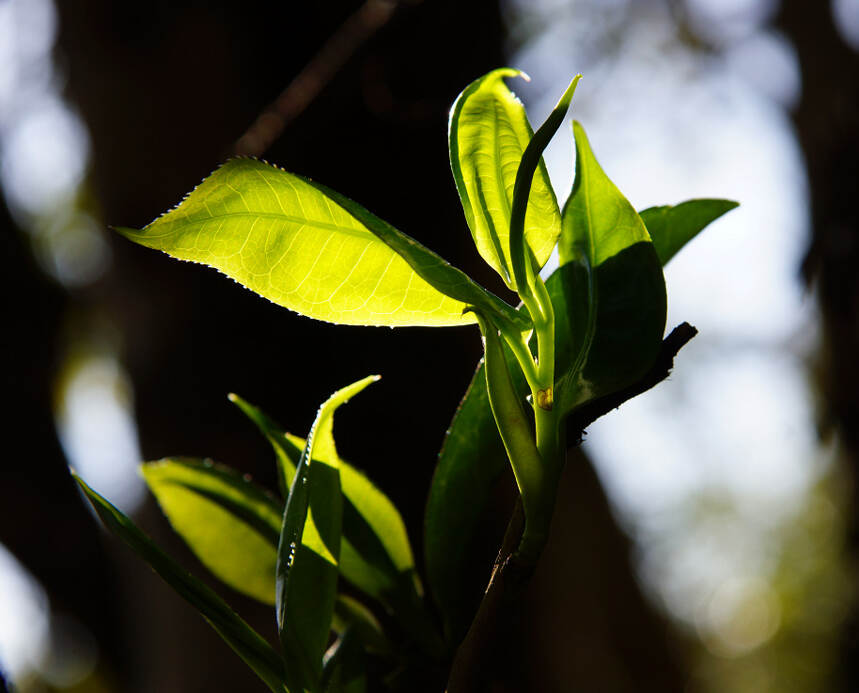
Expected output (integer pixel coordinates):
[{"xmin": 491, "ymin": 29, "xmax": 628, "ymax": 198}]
[
  {"xmin": 233, "ymin": 0, "xmax": 405, "ymax": 157},
  {"xmin": 445, "ymin": 323, "xmax": 697, "ymax": 692},
  {"xmin": 566, "ymin": 322, "xmax": 698, "ymax": 441}
]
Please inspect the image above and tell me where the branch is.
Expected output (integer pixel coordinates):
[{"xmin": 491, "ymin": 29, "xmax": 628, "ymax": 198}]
[
  {"xmin": 445, "ymin": 322, "xmax": 697, "ymax": 692},
  {"xmin": 566, "ymin": 321, "xmax": 698, "ymax": 441},
  {"xmin": 233, "ymin": 0, "xmax": 405, "ymax": 157}
]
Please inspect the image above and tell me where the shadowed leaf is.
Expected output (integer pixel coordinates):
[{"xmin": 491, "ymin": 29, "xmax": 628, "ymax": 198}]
[
  {"xmin": 277, "ymin": 377, "xmax": 376, "ymax": 691},
  {"xmin": 230, "ymin": 393, "xmax": 416, "ymax": 603},
  {"xmin": 73, "ymin": 474, "xmax": 288, "ymax": 693}
]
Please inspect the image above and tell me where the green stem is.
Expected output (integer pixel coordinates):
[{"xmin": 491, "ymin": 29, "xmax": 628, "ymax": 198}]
[
  {"xmin": 515, "ymin": 270, "xmax": 559, "ymax": 565},
  {"xmin": 501, "ymin": 330, "xmax": 540, "ymax": 394}
]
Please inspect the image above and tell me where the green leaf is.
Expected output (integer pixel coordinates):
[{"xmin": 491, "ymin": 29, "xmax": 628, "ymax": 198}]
[
  {"xmin": 116, "ymin": 158, "xmax": 528, "ymax": 331},
  {"xmin": 555, "ymin": 121, "xmax": 666, "ymax": 413},
  {"xmin": 230, "ymin": 394, "xmax": 417, "ymax": 603},
  {"xmin": 141, "ymin": 458, "xmax": 282, "ymax": 605},
  {"xmin": 307, "ymin": 179, "xmax": 530, "ymax": 332},
  {"xmin": 277, "ymin": 376, "xmax": 377, "ymax": 691},
  {"xmin": 470, "ymin": 311, "xmax": 543, "ymax": 535},
  {"xmin": 426, "ymin": 137, "xmax": 674, "ymax": 633},
  {"xmin": 424, "ymin": 343, "xmax": 526, "ymax": 643},
  {"xmin": 508, "ymin": 75, "xmax": 580, "ymax": 298},
  {"xmin": 639, "ymin": 198, "xmax": 738, "ymax": 266},
  {"xmin": 72, "ymin": 474, "xmax": 288, "ymax": 693},
  {"xmin": 449, "ymin": 68, "xmax": 561, "ymax": 289}
]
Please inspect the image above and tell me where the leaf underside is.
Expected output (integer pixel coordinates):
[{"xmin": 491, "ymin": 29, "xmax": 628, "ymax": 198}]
[
  {"xmin": 141, "ymin": 458, "xmax": 282, "ymax": 605},
  {"xmin": 118, "ymin": 159, "xmax": 477, "ymax": 328},
  {"xmin": 73, "ymin": 474, "xmax": 287, "ymax": 693},
  {"xmin": 449, "ymin": 68, "xmax": 561, "ymax": 290},
  {"xmin": 639, "ymin": 198, "xmax": 738, "ymax": 266}
]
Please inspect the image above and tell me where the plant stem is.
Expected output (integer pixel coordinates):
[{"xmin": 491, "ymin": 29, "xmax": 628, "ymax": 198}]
[{"xmin": 447, "ymin": 323, "xmax": 698, "ymax": 693}]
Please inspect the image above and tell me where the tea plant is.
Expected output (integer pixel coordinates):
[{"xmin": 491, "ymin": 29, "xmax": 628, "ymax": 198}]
[{"xmin": 73, "ymin": 68, "xmax": 736, "ymax": 691}]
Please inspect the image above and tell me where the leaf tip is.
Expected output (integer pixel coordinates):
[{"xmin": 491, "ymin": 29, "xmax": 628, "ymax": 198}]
[
  {"xmin": 557, "ymin": 74, "xmax": 582, "ymax": 109},
  {"xmin": 112, "ymin": 225, "xmax": 139, "ymax": 240}
]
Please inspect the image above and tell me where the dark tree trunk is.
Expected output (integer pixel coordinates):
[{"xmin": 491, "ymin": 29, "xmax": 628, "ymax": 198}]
[{"xmin": 777, "ymin": 2, "xmax": 859, "ymax": 689}]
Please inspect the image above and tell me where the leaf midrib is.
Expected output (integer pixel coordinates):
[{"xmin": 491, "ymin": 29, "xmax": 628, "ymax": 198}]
[
  {"xmin": 490, "ymin": 98, "xmax": 513, "ymax": 280},
  {"xmin": 140, "ymin": 211, "xmax": 373, "ymax": 243}
]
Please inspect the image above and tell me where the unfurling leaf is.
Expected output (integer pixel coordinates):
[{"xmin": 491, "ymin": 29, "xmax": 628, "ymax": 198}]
[
  {"xmin": 449, "ymin": 68, "xmax": 561, "ymax": 289},
  {"xmin": 277, "ymin": 376, "xmax": 376, "ymax": 692},
  {"xmin": 555, "ymin": 121, "xmax": 666, "ymax": 413},
  {"xmin": 229, "ymin": 393, "xmax": 417, "ymax": 603}
]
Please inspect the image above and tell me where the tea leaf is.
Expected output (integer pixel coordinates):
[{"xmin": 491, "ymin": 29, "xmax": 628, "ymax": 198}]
[
  {"xmin": 117, "ymin": 158, "xmax": 529, "ymax": 331},
  {"xmin": 449, "ymin": 68, "xmax": 561, "ymax": 289},
  {"xmin": 230, "ymin": 393, "xmax": 416, "ymax": 602},
  {"xmin": 73, "ymin": 474, "xmax": 288, "ymax": 693},
  {"xmin": 141, "ymin": 458, "xmax": 281, "ymax": 605},
  {"xmin": 554, "ymin": 122, "xmax": 666, "ymax": 413},
  {"xmin": 639, "ymin": 198, "xmax": 738, "ymax": 265},
  {"xmin": 424, "ymin": 342, "xmax": 526, "ymax": 643},
  {"xmin": 277, "ymin": 376, "xmax": 376, "ymax": 691}
]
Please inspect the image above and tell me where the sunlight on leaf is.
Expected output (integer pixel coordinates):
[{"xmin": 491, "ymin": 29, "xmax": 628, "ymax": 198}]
[
  {"xmin": 555, "ymin": 121, "xmax": 666, "ymax": 413},
  {"xmin": 639, "ymin": 199, "xmax": 738, "ymax": 266},
  {"xmin": 72, "ymin": 474, "xmax": 287, "ymax": 693},
  {"xmin": 229, "ymin": 393, "xmax": 416, "ymax": 602},
  {"xmin": 141, "ymin": 458, "xmax": 281, "ymax": 605},
  {"xmin": 449, "ymin": 68, "xmax": 561, "ymax": 289},
  {"xmin": 116, "ymin": 158, "xmax": 531, "ymax": 330},
  {"xmin": 277, "ymin": 376, "xmax": 376, "ymax": 691}
]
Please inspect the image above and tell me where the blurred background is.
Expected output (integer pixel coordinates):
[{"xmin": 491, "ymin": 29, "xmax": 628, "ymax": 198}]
[{"xmin": 1, "ymin": 0, "xmax": 857, "ymax": 690}]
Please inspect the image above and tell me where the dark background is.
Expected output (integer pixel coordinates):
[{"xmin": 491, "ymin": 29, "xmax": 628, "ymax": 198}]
[{"xmin": 2, "ymin": 1, "xmax": 858, "ymax": 691}]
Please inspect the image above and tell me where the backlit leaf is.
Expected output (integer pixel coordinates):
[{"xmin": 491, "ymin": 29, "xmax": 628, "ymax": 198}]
[
  {"xmin": 555, "ymin": 121, "xmax": 666, "ymax": 413},
  {"xmin": 141, "ymin": 458, "xmax": 281, "ymax": 605},
  {"xmin": 73, "ymin": 474, "xmax": 288, "ymax": 693},
  {"xmin": 449, "ymin": 68, "xmax": 561, "ymax": 289},
  {"xmin": 230, "ymin": 393, "xmax": 416, "ymax": 602},
  {"xmin": 277, "ymin": 376, "xmax": 376, "ymax": 691},
  {"xmin": 116, "ymin": 158, "xmax": 529, "ymax": 331},
  {"xmin": 639, "ymin": 198, "xmax": 738, "ymax": 265}
]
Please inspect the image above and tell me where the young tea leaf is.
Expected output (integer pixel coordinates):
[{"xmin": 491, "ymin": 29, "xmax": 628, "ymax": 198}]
[
  {"xmin": 508, "ymin": 75, "xmax": 581, "ymax": 299},
  {"xmin": 277, "ymin": 376, "xmax": 377, "ymax": 691},
  {"xmin": 141, "ymin": 458, "xmax": 281, "ymax": 605},
  {"xmin": 424, "ymin": 343, "xmax": 527, "ymax": 643},
  {"xmin": 449, "ymin": 68, "xmax": 561, "ymax": 290},
  {"xmin": 230, "ymin": 394, "xmax": 417, "ymax": 604},
  {"xmin": 73, "ymin": 474, "xmax": 288, "ymax": 693},
  {"xmin": 117, "ymin": 159, "xmax": 529, "ymax": 331},
  {"xmin": 555, "ymin": 122, "xmax": 666, "ymax": 414},
  {"xmin": 639, "ymin": 198, "xmax": 738, "ymax": 265}
]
